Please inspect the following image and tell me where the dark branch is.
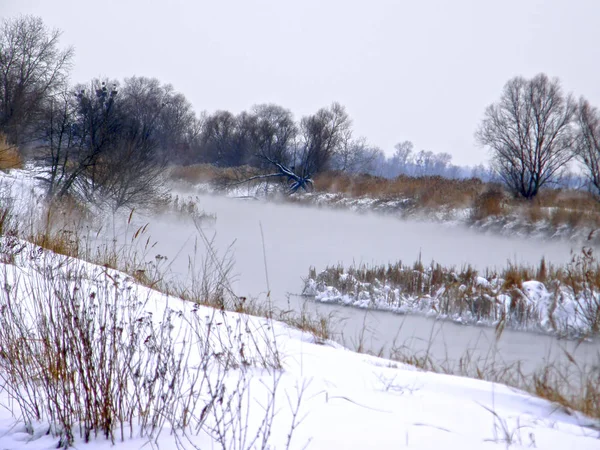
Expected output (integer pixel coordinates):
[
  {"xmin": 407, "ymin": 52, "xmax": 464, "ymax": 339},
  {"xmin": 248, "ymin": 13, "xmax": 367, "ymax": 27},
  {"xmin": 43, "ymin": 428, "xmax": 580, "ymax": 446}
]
[{"xmin": 228, "ymin": 155, "xmax": 313, "ymax": 194}]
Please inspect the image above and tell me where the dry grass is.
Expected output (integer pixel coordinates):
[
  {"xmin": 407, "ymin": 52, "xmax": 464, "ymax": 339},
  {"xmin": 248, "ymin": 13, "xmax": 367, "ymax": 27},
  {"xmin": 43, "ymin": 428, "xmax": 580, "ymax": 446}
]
[
  {"xmin": 26, "ymin": 196, "xmax": 92, "ymax": 260},
  {"xmin": 388, "ymin": 339, "xmax": 600, "ymax": 420},
  {"xmin": 278, "ymin": 299, "xmax": 334, "ymax": 343},
  {"xmin": 169, "ymin": 164, "xmax": 262, "ymax": 188},
  {"xmin": 0, "ymin": 201, "xmax": 311, "ymax": 448},
  {"xmin": 170, "ymin": 165, "xmax": 600, "ymax": 231},
  {"xmin": 0, "ymin": 248, "xmax": 294, "ymax": 447},
  {"xmin": 0, "ymin": 133, "xmax": 22, "ymax": 170},
  {"xmin": 313, "ymin": 172, "xmax": 486, "ymax": 208},
  {"xmin": 306, "ymin": 248, "xmax": 600, "ymax": 336},
  {"xmin": 471, "ymin": 187, "xmax": 508, "ymax": 220},
  {"xmin": 532, "ymin": 361, "xmax": 600, "ymax": 419}
]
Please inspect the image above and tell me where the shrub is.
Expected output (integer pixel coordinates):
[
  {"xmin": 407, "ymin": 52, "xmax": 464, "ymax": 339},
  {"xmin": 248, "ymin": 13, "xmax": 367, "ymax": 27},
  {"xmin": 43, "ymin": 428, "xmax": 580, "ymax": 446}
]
[
  {"xmin": 0, "ymin": 133, "xmax": 21, "ymax": 170},
  {"xmin": 471, "ymin": 187, "xmax": 507, "ymax": 220}
]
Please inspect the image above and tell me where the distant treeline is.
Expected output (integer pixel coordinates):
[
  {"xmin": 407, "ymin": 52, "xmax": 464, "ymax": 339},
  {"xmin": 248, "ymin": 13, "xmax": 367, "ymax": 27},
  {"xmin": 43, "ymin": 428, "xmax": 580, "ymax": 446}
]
[{"xmin": 0, "ymin": 15, "xmax": 595, "ymax": 208}]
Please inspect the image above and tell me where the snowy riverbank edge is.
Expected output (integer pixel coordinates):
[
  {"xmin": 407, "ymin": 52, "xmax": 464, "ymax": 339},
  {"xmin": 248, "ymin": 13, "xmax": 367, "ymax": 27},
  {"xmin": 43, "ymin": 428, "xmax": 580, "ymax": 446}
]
[
  {"xmin": 189, "ymin": 180, "xmax": 600, "ymax": 245},
  {"xmin": 303, "ymin": 270, "xmax": 600, "ymax": 339}
]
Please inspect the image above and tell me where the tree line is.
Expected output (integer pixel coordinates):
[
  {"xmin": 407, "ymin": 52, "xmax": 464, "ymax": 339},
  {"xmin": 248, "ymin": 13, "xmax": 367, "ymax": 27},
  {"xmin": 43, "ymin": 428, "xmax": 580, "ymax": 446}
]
[
  {"xmin": 0, "ymin": 16, "xmax": 492, "ymax": 203},
  {"xmin": 2, "ymin": 15, "xmax": 598, "ymax": 207},
  {"xmin": 0, "ymin": 16, "xmax": 396, "ymax": 206}
]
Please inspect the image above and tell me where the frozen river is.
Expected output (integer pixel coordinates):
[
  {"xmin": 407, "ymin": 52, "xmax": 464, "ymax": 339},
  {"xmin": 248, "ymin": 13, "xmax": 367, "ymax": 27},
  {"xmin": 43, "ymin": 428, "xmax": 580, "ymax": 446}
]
[{"xmin": 116, "ymin": 193, "xmax": 600, "ymax": 376}]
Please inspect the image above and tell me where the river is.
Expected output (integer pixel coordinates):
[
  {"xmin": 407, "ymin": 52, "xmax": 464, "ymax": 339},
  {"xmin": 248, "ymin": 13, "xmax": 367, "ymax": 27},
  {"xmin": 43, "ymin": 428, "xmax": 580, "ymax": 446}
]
[{"xmin": 114, "ymin": 192, "xmax": 600, "ymax": 377}]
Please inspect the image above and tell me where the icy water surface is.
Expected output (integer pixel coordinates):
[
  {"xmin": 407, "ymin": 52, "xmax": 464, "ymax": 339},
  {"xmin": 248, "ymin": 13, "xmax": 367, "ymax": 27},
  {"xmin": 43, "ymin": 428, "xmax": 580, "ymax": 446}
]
[{"xmin": 117, "ymin": 193, "xmax": 599, "ymax": 375}]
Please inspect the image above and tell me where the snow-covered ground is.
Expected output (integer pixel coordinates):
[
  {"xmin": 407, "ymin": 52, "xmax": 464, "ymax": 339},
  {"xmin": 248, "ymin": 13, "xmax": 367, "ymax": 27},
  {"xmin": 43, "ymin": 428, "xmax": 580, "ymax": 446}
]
[
  {"xmin": 0, "ymin": 167, "xmax": 598, "ymax": 448},
  {"xmin": 0, "ymin": 242, "xmax": 599, "ymax": 449}
]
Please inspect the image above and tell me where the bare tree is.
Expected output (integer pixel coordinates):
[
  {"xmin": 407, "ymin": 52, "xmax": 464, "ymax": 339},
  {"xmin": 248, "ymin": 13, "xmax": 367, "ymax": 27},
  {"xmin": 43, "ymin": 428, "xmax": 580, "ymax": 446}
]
[
  {"xmin": 39, "ymin": 78, "xmax": 170, "ymax": 209},
  {"xmin": 414, "ymin": 150, "xmax": 435, "ymax": 176},
  {"xmin": 199, "ymin": 110, "xmax": 245, "ymax": 166},
  {"xmin": 55, "ymin": 79, "xmax": 122, "ymax": 199},
  {"xmin": 120, "ymin": 78, "xmax": 197, "ymax": 151},
  {"xmin": 380, "ymin": 140, "xmax": 414, "ymax": 177},
  {"xmin": 37, "ymin": 89, "xmax": 78, "ymax": 198},
  {"xmin": 476, "ymin": 74, "xmax": 575, "ymax": 199},
  {"xmin": 197, "ymin": 105, "xmax": 297, "ymax": 169},
  {"xmin": 330, "ymin": 136, "xmax": 382, "ymax": 174},
  {"xmin": 296, "ymin": 102, "xmax": 351, "ymax": 177},
  {"xmin": 94, "ymin": 77, "xmax": 171, "ymax": 208},
  {"xmin": 574, "ymin": 98, "xmax": 600, "ymax": 195},
  {"xmin": 156, "ymin": 90, "xmax": 197, "ymax": 163},
  {"xmin": 0, "ymin": 15, "xmax": 73, "ymax": 145},
  {"xmin": 119, "ymin": 77, "xmax": 197, "ymax": 165},
  {"xmin": 249, "ymin": 103, "xmax": 296, "ymax": 168},
  {"xmin": 431, "ymin": 152, "xmax": 453, "ymax": 176},
  {"xmin": 393, "ymin": 141, "xmax": 413, "ymax": 165}
]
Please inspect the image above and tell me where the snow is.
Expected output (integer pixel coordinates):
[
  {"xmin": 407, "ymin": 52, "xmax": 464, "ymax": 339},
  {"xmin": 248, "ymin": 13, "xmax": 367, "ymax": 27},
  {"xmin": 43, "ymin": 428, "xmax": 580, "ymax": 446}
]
[
  {"xmin": 0, "ymin": 168, "xmax": 598, "ymax": 448},
  {"xmin": 0, "ymin": 243, "xmax": 598, "ymax": 449},
  {"xmin": 305, "ymin": 268, "xmax": 600, "ymax": 337}
]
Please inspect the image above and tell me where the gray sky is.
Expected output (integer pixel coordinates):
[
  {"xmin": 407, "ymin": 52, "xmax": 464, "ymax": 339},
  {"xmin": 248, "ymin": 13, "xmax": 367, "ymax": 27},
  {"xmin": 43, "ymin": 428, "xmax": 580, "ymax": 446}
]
[{"xmin": 3, "ymin": 0, "xmax": 600, "ymax": 165}]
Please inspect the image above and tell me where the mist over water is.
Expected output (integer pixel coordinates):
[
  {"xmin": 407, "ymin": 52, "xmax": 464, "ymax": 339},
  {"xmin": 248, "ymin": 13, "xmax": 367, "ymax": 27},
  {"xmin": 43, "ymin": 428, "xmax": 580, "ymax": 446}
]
[{"xmin": 113, "ymin": 193, "xmax": 599, "ymax": 374}]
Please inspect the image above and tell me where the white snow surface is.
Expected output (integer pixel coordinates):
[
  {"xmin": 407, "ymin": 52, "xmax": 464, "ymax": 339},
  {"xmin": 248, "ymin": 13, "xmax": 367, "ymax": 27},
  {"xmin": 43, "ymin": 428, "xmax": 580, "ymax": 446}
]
[{"xmin": 0, "ymin": 244, "xmax": 598, "ymax": 449}]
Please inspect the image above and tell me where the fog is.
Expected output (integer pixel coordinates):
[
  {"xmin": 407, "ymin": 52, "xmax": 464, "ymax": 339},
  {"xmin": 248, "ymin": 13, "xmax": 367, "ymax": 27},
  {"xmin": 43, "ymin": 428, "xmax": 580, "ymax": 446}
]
[{"xmin": 113, "ymin": 194, "xmax": 598, "ymax": 374}]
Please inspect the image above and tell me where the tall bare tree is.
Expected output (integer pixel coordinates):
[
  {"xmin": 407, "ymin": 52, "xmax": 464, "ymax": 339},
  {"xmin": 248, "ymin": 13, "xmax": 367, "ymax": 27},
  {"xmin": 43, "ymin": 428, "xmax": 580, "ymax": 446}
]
[
  {"xmin": 574, "ymin": 98, "xmax": 600, "ymax": 195},
  {"xmin": 95, "ymin": 77, "xmax": 174, "ymax": 208},
  {"xmin": 39, "ymin": 78, "xmax": 171, "ymax": 209},
  {"xmin": 476, "ymin": 74, "xmax": 575, "ymax": 199},
  {"xmin": 120, "ymin": 76, "xmax": 197, "ymax": 165},
  {"xmin": 38, "ymin": 89, "xmax": 78, "ymax": 198},
  {"xmin": 0, "ymin": 15, "xmax": 73, "ymax": 145},
  {"xmin": 198, "ymin": 110, "xmax": 242, "ymax": 166},
  {"xmin": 296, "ymin": 102, "xmax": 351, "ymax": 177},
  {"xmin": 250, "ymin": 103, "xmax": 296, "ymax": 168},
  {"xmin": 50, "ymin": 79, "xmax": 122, "ymax": 199},
  {"xmin": 330, "ymin": 136, "xmax": 382, "ymax": 174}
]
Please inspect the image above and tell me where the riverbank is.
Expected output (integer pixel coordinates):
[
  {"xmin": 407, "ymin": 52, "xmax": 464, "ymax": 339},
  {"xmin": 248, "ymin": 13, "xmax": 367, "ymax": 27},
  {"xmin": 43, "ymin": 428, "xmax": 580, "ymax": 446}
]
[
  {"xmin": 0, "ymin": 235, "xmax": 598, "ymax": 449},
  {"xmin": 171, "ymin": 165, "xmax": 600, "ymax": 245}
]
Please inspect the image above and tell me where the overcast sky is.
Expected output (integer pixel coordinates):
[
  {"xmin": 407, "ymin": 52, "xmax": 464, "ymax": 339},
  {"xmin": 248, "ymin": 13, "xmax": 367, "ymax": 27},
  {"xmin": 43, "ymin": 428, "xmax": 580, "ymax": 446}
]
[{"xmin": 3, "ymin": 0, "xmax": 600, "ymax": 166}]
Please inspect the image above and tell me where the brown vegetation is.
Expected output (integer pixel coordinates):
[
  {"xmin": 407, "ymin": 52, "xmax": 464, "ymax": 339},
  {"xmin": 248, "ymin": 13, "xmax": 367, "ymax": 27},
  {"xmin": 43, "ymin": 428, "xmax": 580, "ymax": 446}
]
[
  {"xmin": 313, "ymin": 172, "xmax": 486, "ymax": 208},
  {"xmin": 388, "ymin": 340, "xmax": 600, "ymax": 420},
  {"xmin": 307, "ymin": 249, "xmax": 600, "ymax": 336},
  {"xmin": 171, "ymin": 165, "xmax": 600, "ymax": 232},
  {"xmin": 0, "ymin": 133, "xmax": 22, "ymax": 170},
  {"xmin": 169, "ymin": 164, "xmax": 262, "ymax": 188}
]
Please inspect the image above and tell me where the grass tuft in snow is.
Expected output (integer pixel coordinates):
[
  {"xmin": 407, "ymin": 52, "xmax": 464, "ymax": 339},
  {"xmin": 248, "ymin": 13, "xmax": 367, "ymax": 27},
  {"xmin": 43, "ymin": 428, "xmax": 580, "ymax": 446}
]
[
  {"xmin": 304, "ymin": 248, "xmax": 600, "ymax": 337},
  {"xmin": 0, "ymin": 242, "xmax": 304, "ymax": 448}
]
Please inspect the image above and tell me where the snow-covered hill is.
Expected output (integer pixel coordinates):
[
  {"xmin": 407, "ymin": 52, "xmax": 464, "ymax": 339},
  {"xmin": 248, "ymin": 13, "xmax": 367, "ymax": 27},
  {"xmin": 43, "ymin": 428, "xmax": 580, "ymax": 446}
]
[{"xmin": 0, "ymin": 241, "xmax": 598, "ymax": 449}]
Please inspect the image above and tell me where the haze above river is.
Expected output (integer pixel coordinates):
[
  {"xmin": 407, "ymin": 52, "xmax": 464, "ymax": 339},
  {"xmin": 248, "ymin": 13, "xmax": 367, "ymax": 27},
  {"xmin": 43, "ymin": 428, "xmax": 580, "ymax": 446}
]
[{"xmin": 113, "ymin": 193, "xmax": 598, "ymax": 374}]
